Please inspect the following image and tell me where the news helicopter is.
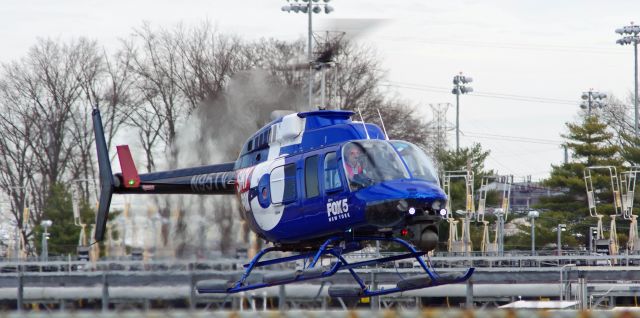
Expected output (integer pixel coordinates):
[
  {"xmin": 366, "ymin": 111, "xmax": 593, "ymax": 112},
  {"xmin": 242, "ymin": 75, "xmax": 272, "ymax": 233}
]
[{"xmin": 91, "ymin": 44, "xmax": 473, "ymax": 299}]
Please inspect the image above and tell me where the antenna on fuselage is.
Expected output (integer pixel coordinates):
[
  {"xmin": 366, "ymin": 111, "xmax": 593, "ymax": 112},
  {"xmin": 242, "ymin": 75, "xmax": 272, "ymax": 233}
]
[
  {"xmin": 376, "ymin": 109, "xmax": 389, "ymax": 140},
  {"xmin": 357, "ymin": 107, "xmax": 370, "ymax": 139}
]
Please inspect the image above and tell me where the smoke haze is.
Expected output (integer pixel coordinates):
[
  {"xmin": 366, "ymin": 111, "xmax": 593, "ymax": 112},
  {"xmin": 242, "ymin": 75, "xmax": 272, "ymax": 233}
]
[{"xmin": 167, "ymin": 70, "xmax": 305, "ymax": 256}]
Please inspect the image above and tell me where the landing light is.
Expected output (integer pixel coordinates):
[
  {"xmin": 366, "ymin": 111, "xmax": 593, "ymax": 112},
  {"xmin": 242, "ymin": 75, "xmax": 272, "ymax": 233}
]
[{"xmin": 408, "ymin": 207, "xmax": 416, "ymax": 215}]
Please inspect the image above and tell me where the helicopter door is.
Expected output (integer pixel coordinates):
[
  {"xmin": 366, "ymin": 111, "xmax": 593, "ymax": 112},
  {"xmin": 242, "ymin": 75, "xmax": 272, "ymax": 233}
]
[
  {"xmin": 318, "ymin": 151, "xmax": 349, "ymax": 231},
  {"xmin": 268, "ymin": 160, "xmax": 305, "ymax": 237}
]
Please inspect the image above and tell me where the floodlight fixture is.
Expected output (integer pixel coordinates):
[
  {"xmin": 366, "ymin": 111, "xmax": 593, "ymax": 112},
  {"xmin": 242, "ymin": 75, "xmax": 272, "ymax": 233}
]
[{"xmin": 580, "ymin": 89, "xmax": 607, "ymax": 117}]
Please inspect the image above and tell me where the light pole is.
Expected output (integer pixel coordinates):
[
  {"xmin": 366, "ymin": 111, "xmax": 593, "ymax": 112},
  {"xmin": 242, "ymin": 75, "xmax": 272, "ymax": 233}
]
[
  {"xmin": 559, "ymin": 263, "xmax": 576, "ymax": 301},
  {"xmin": 557, "ymin": 223, "xmax": 566, "ymax": 256},
  {"xmin": 580, "ymin": 90, "xmax": 607, "ymax": 117},
  {"xmin": 528, "ymin": 210, "xmax": 539, "ymax": 255},
  {"xmin": 495, "ymin": 208, "xmax": 505, "ymax": 256},
  {"xmin": 616, "ymin": 23, "xmax": 640, "ymax": 136},
  {"xmin": 452, "ymin": 73, "xmax": 473, "ymax": 152},
  {"xmin": 282, "ymin": 0, "xmax": 335, "ymax": 110},
  {"xmin": 40, "ymin": 220, "xmax": 52, "ymax": 262},
  {"xmin": 589, "ymin": 226, "xmax": 598, "ymax": 253}
]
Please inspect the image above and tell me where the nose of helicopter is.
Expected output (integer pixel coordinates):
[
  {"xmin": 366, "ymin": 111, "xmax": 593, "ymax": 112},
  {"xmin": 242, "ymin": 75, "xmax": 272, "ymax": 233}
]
[{"xmin": 356, "ymin": 180, "xmax": 446, "ymax": 228}]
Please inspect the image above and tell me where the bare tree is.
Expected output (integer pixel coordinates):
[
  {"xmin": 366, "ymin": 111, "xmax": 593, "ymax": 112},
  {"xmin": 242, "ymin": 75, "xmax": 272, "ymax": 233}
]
[
  {"xmin": 249, "ymin": 38, "xmax": 308, "ymax": 89},
  {"xmin": 124, "ymin": 23, "xmax": 190, "ymax": 169},
  {"xmin": 0, "ymin": 38, "xmax": 113, "ymax": 252},
  {"xmin": 0, "ymin": 93, "xmax": 38, "ymax": 251},
  {"xmin": 174, "ymin": 22, "xmax": 250, "ymax": 110}
]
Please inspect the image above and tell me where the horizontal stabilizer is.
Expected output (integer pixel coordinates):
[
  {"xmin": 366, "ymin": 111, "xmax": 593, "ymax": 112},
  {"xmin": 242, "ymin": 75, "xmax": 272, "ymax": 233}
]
[{"xmin": 116, "ymin": 145, "xmax": 140, "ymax": 188}]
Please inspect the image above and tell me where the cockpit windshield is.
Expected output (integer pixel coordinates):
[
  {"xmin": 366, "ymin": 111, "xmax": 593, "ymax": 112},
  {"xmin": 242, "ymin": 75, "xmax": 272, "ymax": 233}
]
[
  {"xmin": 390, "ymin": 141, "xmax": 439, "ymax": 184},
  {"xmin": 342, "ymin": 140, "xmax": 409, "ymax": 190}
]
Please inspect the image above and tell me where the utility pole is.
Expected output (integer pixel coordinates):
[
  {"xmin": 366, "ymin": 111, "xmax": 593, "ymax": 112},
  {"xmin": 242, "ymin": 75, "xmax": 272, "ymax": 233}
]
[{"xmin": 451, "ymin": 73, "xmax": 473, "ymax": 152}]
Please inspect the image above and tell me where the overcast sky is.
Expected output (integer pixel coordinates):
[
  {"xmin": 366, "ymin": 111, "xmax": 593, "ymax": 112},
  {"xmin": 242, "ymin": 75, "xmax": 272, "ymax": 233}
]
[{"xmin": 2, "ymin": 0, "xmax": 640, "ymax": 181}]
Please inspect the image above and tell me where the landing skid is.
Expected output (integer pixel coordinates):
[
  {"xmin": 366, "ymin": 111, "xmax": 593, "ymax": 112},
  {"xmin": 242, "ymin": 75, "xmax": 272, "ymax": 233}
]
[{"xmin": 196, "ymin": 236, "xmax": 474, "ymax": 297}]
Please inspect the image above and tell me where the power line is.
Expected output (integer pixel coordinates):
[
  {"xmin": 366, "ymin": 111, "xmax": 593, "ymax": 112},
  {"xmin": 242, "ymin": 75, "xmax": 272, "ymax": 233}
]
[
  {"xmin": 381, "ymin": 81, "xmax": 577, "ymax": 106},
  {"xmin": 462, "ymin": 131, "xmax": 564, "ymax": 145},
  {"xmin": 462, "ymin": 133, "xmax": 562, "ymax": 145},
  {"xmin": 379, "ymin": 36, "xmax": 626, "ymax": 55}
]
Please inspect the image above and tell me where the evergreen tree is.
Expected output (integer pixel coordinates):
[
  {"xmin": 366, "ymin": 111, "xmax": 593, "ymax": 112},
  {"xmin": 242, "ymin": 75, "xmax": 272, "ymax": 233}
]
[
  {"xmin": 33, "ymin": 183, "xmax": 95, "ymax": 257},
  {"xmin": 435, "ymin": 143, "xmax": 497, "ymax": 249},
  {"xmin": 435, "ymin": 143, "xmax": 495, "ymax": 212},
  {"xmin": 564, "ymin": 116, "xmax": 622, "ymax": 168},
  {"xmin": 525, "ymin": 116, "xmax": 623, "ymax": 250},
  {"xmin": 435, "ymin": 143, "xmax": 491, "ymax": 177},
  {"xmin": 619, "ymin": 132, "xmax": 640, "ymax": 166}
]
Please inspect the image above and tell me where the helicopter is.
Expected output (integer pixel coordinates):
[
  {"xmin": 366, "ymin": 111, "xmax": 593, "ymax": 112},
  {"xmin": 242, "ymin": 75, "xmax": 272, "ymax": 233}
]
[{"xmin": 92, "ymin": 105, "xmax": 473, "ymax": 298}]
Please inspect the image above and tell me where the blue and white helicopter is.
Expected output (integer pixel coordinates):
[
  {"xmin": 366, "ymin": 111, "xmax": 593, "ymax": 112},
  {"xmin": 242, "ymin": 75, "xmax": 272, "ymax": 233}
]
[{"xmin": 92, "ymin": 106, "xmax": 474, "ymax": 297}]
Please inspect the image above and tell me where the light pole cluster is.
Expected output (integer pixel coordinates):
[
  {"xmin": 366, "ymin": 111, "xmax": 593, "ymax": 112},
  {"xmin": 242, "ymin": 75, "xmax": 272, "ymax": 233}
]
[
  {"xmin": 616, "ymin": 22, "xmax": 640, "ymax": 136},
  {"xmin": 281, "ymin": 0, "xmax": 334, "ymax": 14},
  {"xmin": 451, "ymin": 73, "xmax": 473, "ymax": 152},
  {"xmin": 580, "ymin": 89, "xmax": 607, "ymax": 117},
  {"xmin": 281, "ymin": 0, "xmax": 334, "ymax": 109}
]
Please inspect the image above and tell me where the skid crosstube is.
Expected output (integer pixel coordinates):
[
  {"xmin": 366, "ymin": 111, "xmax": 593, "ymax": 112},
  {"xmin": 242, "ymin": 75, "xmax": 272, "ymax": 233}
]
[{"xmin": 195, "ymin": 236, "xmax": 474, "ymax": 296}]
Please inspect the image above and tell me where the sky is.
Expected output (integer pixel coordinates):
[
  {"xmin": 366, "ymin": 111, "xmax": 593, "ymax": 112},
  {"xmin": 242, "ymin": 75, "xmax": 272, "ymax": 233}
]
[{"xmin": 1, "ymin": 0, "xmax": 640, "ymax": 182}]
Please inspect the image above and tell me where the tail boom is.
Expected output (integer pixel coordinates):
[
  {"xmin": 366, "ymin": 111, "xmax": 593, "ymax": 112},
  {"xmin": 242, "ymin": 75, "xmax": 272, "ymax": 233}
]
[
  {"xmin": 92, "ymin": 107, "xmax": 236, "ymax": 242},
  {"xmin": 113, "ymin": 163, "xmax": 236, "ymax": 195}
]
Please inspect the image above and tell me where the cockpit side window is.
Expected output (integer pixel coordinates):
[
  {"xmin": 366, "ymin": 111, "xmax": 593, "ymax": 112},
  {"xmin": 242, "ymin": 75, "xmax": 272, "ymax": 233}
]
[{"xmin": 324, "ymin": 152, "xmax": 342, "ymax": 192}]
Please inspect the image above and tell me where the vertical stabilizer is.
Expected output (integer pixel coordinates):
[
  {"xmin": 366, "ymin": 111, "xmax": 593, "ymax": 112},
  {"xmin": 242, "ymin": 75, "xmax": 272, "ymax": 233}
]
[{"xmin": 92, "ymin": 108, "xmax": 115, "ymax": 241}]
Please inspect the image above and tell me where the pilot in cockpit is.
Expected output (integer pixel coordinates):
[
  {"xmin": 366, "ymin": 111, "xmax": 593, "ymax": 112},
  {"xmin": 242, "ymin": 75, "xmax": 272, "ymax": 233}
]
[{"xmin": 345, "ymin": 144, "xmax": 364, "ymax": 181}]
